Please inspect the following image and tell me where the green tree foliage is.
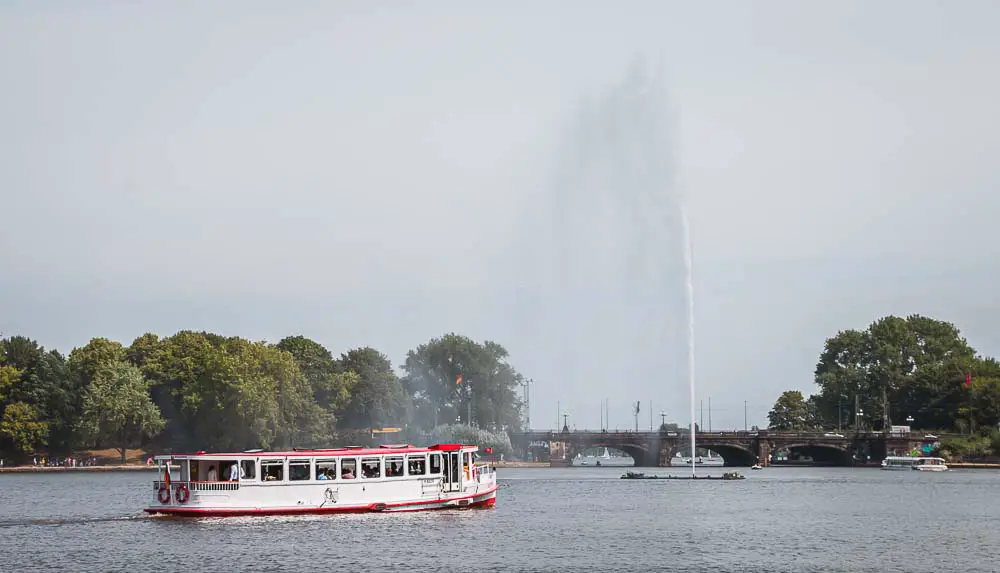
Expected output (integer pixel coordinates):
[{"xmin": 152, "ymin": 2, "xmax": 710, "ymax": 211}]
[
  {"xmin": 336, "ymin": 347, "xmax": 409, "ymax": 430},
  {"xmin": 0, "ymin": 364, "xmax": 19, "ymax": 403},
  {"xmin": 767, "ymin": 390, "xmax": 811, "ymax": 430},
  {"xmin": 0, "ymin": 401, "xmax": 49, "ymax": 453},
  {"xmin": 774, "ymin": 314, "xmax": 1000, "ymax": 440},
  {"xmin": 402, "ymin": 333, "xmax": 524, "ymax": 431},
  {"xmin": 77, "ymin": 360, "xmax": 165, "ymax": 463},
  {"xmin": 68, "ymin": 337, "xmax": 126, "ymax": 386},
  {"xmin": 1, "ymin": 336, "xmax": 80, "ymax": 452},
  {"xmin": 131, "ymin": 332, "xmax": 326, "ymax": 451},
  {"xmin": 276, "ymin": 336, "xmax": 357, "ymax": 436},
  {"xmin": 0, "ymin": 329, "xmax": 531, "ymax": 459}
]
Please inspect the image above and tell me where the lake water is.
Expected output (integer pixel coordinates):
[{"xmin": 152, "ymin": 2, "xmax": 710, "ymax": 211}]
[{"xmin": 2, "ymin": 467, "xmax": 999, "ymax": 572}]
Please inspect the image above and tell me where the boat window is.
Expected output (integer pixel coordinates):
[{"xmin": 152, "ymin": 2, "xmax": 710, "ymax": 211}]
[
  {"xmin": 261, "ymin": 459, "xmax": 284, "ymax": 481},
  {"xmin": 408, "ymin": 455, "xmax": 426, "ymax": 476},
  {"xmin": 385, "ymin": 456, "xmax": 404, "ymax": 477},
  {"xmin": 361, "ymin": 457, "xmax": 381, "ymax": 479},
  {"xmin": 316, "ymin": 459, "xmax": 336, "ymax": 480},
  {"xmin": 429, "ymin": 453, "xmax": 441, "ymax": 474},
  {"xmin": 341, "ymin": 458, "xmax": 357, "ymax": 479},
  {"xmin": 240, "ymin": 460, "xmax": 256, "ymax": 480},
  {"xmin": 289, "ymin": 459, "xmax": 311, "ymax": 481}
]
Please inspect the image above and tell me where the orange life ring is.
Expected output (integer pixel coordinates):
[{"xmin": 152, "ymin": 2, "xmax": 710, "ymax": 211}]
[
  {"xmin": 157, "ymin": 486, "xmax": 171, "ymax": 504},
  {"xmin": 175, "ymin": 484, "xmax": 190, "ymax": 504}
]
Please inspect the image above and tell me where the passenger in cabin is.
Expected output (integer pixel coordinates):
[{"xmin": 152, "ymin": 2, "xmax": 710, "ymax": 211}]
[
  {"xmin": 207, "ymin": 465, "xmax": 218, "ymax": 481},
  {"xmin": 317, "ymin": 469, "xmax": 329, "ymax": 480},
  {"xmin": 229, "ymin": 462, "xmax": 241, "ymax": 481},
  {"xmin": 342, "ymin": 466, "xmax": 355, "ymax": 479}
]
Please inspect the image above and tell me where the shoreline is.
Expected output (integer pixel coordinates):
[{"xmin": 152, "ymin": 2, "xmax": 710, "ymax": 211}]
[
  {"xmin": 946, "ymin": 462, "xmax": 1000, "ymax": 469},
  {"xmin": 4, "ymin": 461, "xmax": 996, "ymax": 473},
  {"xmin": 0, "ymin": 465, "xmax": 176, "ymax": 473}
]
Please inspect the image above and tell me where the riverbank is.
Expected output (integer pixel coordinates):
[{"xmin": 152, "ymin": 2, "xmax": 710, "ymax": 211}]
[
  {"xmin": 493, "ymin": 461, "xmax": 550, "ymax": 468},
  {"xmin": 0, "ymin": 465, "xmax": 165, "ymax": 473},
  {"xmin": 948, "ymin": 462, "xmax": 1000, "ymax": 469}
]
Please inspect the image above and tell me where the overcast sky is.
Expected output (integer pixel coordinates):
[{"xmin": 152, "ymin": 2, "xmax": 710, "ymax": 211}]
[{"xmin": 2, "ymin": 1, "xmax": 998, "ymax": 431}]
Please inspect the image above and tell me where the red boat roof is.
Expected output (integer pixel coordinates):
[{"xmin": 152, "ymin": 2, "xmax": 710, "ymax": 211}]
[{"xmin": 156, "ymin": 444, "xmax": 477, "ymax": 460}]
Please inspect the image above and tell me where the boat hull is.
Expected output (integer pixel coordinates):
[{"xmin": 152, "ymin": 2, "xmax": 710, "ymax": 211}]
[
  {"xmin": 912, "ymin": 465, "xmax": 948, "ymax": 472},
  {"xmin": 144, "ymin": 485, "xmax": 498, "ymax": 517}
]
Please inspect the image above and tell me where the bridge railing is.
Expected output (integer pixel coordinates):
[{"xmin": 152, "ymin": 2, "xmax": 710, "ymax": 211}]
[{"xmin": 510, "ymin": 429, "xmax": 955, "ymax": 440}]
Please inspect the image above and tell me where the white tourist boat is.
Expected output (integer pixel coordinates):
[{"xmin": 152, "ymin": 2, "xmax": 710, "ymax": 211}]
[
  {"xmin": 880, "ymin": 456, "xmax": 948, "ymax": 472},
  {"xmin": 670, "ymin": 451, "xmax": 725, "ymax": 467},
  {"xmin": 145, "ymin": 443, "xmax": 498, "ymax": 516}
]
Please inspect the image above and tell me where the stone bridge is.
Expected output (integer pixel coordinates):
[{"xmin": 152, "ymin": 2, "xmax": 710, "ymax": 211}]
[{"xmin": 508, "ymin": 429, "xmax": 939, "ymax": 467}]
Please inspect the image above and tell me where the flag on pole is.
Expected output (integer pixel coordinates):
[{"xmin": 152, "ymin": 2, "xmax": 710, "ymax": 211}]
[
  {"xmin": 966, "ymin": 371, "xmax": 972, "ymax": 387},
  {"xmin": 456, "ymin": 374, "xmax": 463, "ymax": 385}
]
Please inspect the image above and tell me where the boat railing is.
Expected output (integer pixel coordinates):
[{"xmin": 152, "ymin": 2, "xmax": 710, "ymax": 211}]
[{"xmin": 153, "ymin": 480, "xmax": 240, "ymax": 492}]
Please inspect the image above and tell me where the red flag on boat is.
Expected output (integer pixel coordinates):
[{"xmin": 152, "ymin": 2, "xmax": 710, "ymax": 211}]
[
  {"xmin": 455, "ymin": 374, "xmax": 463, "ymax": 385},
  {"xmin": 484, "ymin": 447, "xmax": 493, "ymax": 454},
  {"xmin": 966, "ymin": 371, "xmax": 972, "ymax": 387}
]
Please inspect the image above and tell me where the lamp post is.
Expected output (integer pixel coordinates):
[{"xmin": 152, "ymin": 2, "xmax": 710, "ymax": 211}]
[
  {"xmin": 856, "ymin": 409, "xmax": 864, "ymax": 432},
  {"xmin": 905, "ymin": 415, "xmax": 914, "ymax": 430},
  {"xmin": 562, "ymin": 413, "xmax": 569, "ymax": 432},
  {"xmin": 660, "ymin": 411, "xmax": 667, "ymax": 428},
  {"xmin": 838, "ymin": 394, "xmax": 846, "ymax": 432}
]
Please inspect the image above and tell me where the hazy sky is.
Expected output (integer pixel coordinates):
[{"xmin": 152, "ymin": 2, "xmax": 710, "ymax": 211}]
[{"xmin": 3, "ymin": 1, "xmax": 998, "ymax": 431}]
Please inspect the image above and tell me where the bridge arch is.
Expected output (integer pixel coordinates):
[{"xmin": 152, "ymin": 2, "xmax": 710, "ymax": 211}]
[
  {"xmin": 699, "ymin": 443, "xmax": 757, "ymax": 466},
  {"xmin": 775, "ymin": 442, "xmax": 852, "ymax": 466},
  {"xmin": 575, "ymin": 442, "xmax": 646, "ymax": 466}
]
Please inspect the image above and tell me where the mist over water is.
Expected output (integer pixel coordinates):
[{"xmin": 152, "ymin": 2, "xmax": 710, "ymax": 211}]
[{"xmin": 514, "ymin": 61, "xmax": 690, "ymax": 429}]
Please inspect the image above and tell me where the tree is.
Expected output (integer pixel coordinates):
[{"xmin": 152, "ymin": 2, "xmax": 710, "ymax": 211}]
[
  {"xmin": 767, "ymin": 391, "xmax": 810, "ymax": 431},
  {"xmin": 127, "ymin": 330, "xmax": 216, "ymax": 447},
  {"xmin": 810, "ymin": 315, "xmax": 981, "ymax": 431},
  {"xmin": 276, "ymin": 336, "xmax": 357, "ymax": 435},
  {"xmin": 1, "ymin": 401, "xmax": 48, "ymax": 453},
  {"xmin": 68, "ymin": 337, "xmax": 127, "ymax": 386},
  {"xmin": 135, "ymin": 332, "xmax": 326, "ymax": 451},
  {"xmin": 77, "ymin": 360, "xmax": 165, "ymax": 463},
  {"xmin": 336, "ymin": 347, "xmax": 409, "ymax": 430},
  {"xmin": 401, "ymin": 333, "xmax": 524, "ymax": 431},
  {"xmin": 2, "ymin": 336, "xmax": 80, "ymax": 451}
]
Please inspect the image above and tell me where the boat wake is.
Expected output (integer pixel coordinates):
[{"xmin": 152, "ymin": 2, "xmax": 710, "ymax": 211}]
[{"xmin": 0, "ymin": 513, "xmax": 150, "ymax": 529}]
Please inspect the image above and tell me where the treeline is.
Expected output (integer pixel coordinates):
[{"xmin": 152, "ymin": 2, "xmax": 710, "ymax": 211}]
[
  {"xmin": 0, "ymin": 331, "xmax": 527, "ymax": 462},
  {"xmin": 766, "ymin": 315, "xmax": 1000, "ymax": 454}
]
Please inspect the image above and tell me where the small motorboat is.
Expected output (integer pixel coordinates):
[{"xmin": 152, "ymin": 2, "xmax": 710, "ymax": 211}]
[{"xmin": 750, "ymin": 464, "xmax": 762, "ymax": 470}]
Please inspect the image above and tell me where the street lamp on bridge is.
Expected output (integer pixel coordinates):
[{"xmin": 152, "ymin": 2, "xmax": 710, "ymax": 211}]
[
  {"xmin": 660, "ymin": 411, "xmax": 667, "ymax": 428},
  {"xmin": 562, "ymin": 413, "xmax": 569, "ymax": 432},
  {"xmin": 856, "ymin": 409, "xmax": 864, "ymax": 432},
  {"xmin": 905, "ymin": 415, "xmax": 914, "ymax": 429}
]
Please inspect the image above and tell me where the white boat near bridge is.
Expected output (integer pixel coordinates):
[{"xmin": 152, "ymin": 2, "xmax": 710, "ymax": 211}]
[
  {"xmin": 880, "ymin": 456, "xmax": 948, "ymax": 472},
  {"xmin": 145, "ymin": 443, "xmax": 498, "ymax": 516}
]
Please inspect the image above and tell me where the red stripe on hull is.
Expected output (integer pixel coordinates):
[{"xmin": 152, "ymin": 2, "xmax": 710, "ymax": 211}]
[{"xmin": 144, "ymin": 487, "xmax": 497, "ymax": 517}]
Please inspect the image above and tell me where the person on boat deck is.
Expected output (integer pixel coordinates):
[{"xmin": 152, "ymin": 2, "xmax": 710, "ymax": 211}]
[
  {"xmin": 229, "ymin": 462, "xmax": 241, "ymax": 481},
  {"xmin": 342, "ymin": 466, "xmax": 355, "ymax": 479},
  {"xmin": 207, "ymin": 465, "xmax": 217, "ymax": 481}
]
